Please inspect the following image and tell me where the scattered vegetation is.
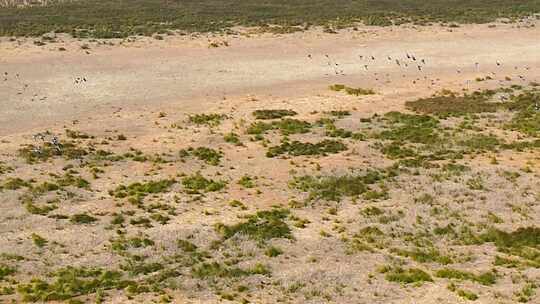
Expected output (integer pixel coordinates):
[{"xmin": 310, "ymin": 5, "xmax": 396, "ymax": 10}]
[
  {"xmin": 290, "ymin": 170, "xmax": 386, "ymax": 201},
  {"xmin": 215, "ymin": 209, "xmax": 291, "ymax": 243},
  {"xmin": 253, "ymin": 109, "xmax": 297, "ymax": 120},
  {"xmin": 188, "ymin": 113, "xmax": 226, "ymax": 127},
  {"xmin": 179, "ymin": 147, "xmax": 223, "ymax": 165},
  {"xmin": 182, "ymin": 173, "xmax": 226, "ymax": 193},
  {"xmin": 329, "ymin": 84, "xmax": 375, "ymax": 95},
  {"xmin": 381, "ymin": 266, "xmax": 433, "ymax": 284},
  {"xmin": 3, "ymin": 1, "xmax": 538, "ymax": 38},
  {"xmin": 267, "ymin": 139, "xmax": 347, "ymax": 157}
]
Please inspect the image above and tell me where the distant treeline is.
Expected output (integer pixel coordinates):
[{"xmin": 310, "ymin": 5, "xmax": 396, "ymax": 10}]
[{"xmin": 1, "ymin": 0, "xmax": 539, "ymax": 38}]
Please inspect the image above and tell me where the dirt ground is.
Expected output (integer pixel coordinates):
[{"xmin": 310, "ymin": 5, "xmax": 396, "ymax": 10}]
[
  {"xmin": 1, "ymin": 22, "xmax": 539, "ymax": 136},
  {"xmin": 0, "ymin": 22, "xmax": 539, "ymax": 303}
]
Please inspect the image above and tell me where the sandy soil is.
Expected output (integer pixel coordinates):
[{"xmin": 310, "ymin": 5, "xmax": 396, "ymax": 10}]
[{"xmin": 1, "ymin": 23, "xmax": 539, "ymax": 137}]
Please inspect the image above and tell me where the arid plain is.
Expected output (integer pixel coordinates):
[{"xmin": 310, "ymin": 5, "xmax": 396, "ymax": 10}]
[{"xmin": 0, "ymin": 20, "xmax": 539, "ymax": 303}]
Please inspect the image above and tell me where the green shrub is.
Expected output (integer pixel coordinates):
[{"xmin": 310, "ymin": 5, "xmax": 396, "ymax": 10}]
[
  {"xmin": 253, "ymin": 109, "xmax": 297, "ymax": 120},
  {"xmin": 3, "ymin": 178, "xmax": 32, "ymax": 190},
  {"xmin": 290, "ymin": 170, "xmax": 384, "ymax": 201},
  {"xmin": 111, "ymin": 179, "xmax": 176, "ymax": 199},
  {"xmin": 267, "ymin": 139, "xmax": 346, "ymax": 157},
  {"xmin": 383, "ymin": 267, "xmax": 433, "ymax": 284},
  {"xmin": 215, "ymin": 209, "xmax": 291, "ymax": 243},
  {"xmin": 182, "ymin": 173, "xmax": 226, "ymax": 193},
  {"xmin": 0, "ymin": 264, "xmax": 16, "ymax": 281},
  {"xmin": 479, "ymin": 227, "xmax": 540, "ymax": 265},
  {"xmin": 406, "ymin": 90, "xmax": 499, "ymax": 117},
  {"xmin": 224, "ymin": 132, "xmax": 242, "ymax": 145},
  {"xmin": 237, "ymin": 175, "xmax": 256, "ymax": 188},
  {"xmin": 70, "ymin": 213, "xmax": 98, "ymax": 224},
  {"xmin": 180, "ymin": 147, "xmax": 223, "ymax": 165},
  {"xmin": 377, "ymin": 112, "xmax": 440, "ymax": 144},
  {"xmin": 247, "ymin": 118, "xmax": 311, "ymax": 136},
  {"xmin": 31, "ymin": 233, "xmax": 47, "ymax": 248},
  {"xmin": 17, "ymin": 267, "xmax": 125, "ymax": 302},
  {"xmin": 330, "ymin": 84, "xmax": 374, "ymax": 95},
  {"xmin": 188, "ymin": 114, "xmax": 226, "ymax": 126},
  {"xmin": 435, "ymin": 268, "xmax": 496, "ymax": 285}
]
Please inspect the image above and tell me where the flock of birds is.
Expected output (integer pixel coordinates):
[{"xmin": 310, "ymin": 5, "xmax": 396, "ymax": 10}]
[
  {"xmin": 1, "ymin": 49, "xmax": 538, "ymax": 115},
  {"xmin": 306, "ymin": 52, "xmax": 535, "ymax": 92}
]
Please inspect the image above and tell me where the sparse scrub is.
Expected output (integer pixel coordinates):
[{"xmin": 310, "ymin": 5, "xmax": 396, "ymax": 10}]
[
  {"xmin": 179, "ymin": 147, "xmax": 223, "ymax": 165},
  {"xmin": 330, "ymin": 84, "xmax": 375, "ymax": 95},
  {"xmin": 188, "ymin": 113, "xmax": 226, "ymax": 127},
  {"xmin": 382, "ymin": 267, "xmax": 433, "ymax": 284},
  {"xmin": 253, "ymin": 109, "xmax": 297, "ymax": 120},
  {"xmin": 215, "ymin": 208, "xmax": 291, "ymax": 243},
  {"xmin": 182, "ymin": 173, "xmax": 226, "ymax": 193},
  {"xmin": 266, "ymin": 139, "xmax": 346, "ymax": 157},
  {"xmin": 290, "ymin": 170, "xmax": 385, "ymax": 201}
]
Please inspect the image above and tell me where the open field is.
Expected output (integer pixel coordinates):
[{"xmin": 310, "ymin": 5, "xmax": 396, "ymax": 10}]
[
  {"xmin": 0, "ymin": 9, "xmax": 540, "ymax": 304},
  {"xmin": 1, "ymin": 0, "xmax": 540, "ymax": 37}
]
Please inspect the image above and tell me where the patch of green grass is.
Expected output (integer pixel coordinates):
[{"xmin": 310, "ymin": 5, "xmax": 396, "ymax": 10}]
[
  {"xmin": 223, "ymin": 132, "xmax": 242, "ymax": 145},
  {"xmin": 247, "ymin": 118, "xmax": 311, "ymax": 136},
  {"xmin": 435, "ymin": 268, "xmax": 496, "ymax": 285},
  {"xmin": 215, "ymin": 208, "xmax": 291, "ymax": 243},
  {"xmin": 188, "ymin": 113, "xmax": 226, "ymax": 127},
  {"xmin": 516, "ymin": 282, "xmax": 537, "ymax": 303},
  {"xmin": 0, "ymin": 264, "xmax": 16, "ymax": 281},
  {"xmin": 377, "ymin": 111, "xmax": 440, "ymax": 144},
  {"xmin": 479, "ymin": 227, "xmax": 540, "ymax": 265},
  {"xmin": 406, "ymin": 89, "xmax": 499, "ymax": 117},
  {"xmin": 505, "ymin": 94, "xmax": 540, "ymax": 137},
  {"xmin": 182, "ymin": 173, "xmax": 226, "ymax": 193},
  {"xmin": 2, "ymin": 177, "xmax": 32, "ymax": 190},
  {"xmin": 290, "ymin": 170, "xmax": 384, "ymax": 201},
  {"xmin": 179, "ymin": 147, "xmax": 223, "ymax": 165},
  {"xmin": 110, "ymin": 236, "xmax": 155, "ymax": 252},
  {"xmin": 361, "ymin": 206, "xmax": 384, "ymax": 217},
  {"xmin": 448, "ymin": 284, "xmax": 479, "ymax": 301},
  {"xmin": 17, "ymin": 267, "xmax": 125, "ymax": 302},
  {"xmin": 330, "ymin": 84, "xmax": 375, "ymax": 95},
  {"xmin": 267, "ymin": 139, "xmax": 346, "ymax": 157},
  {"xmin": 70, "ymin": 213, "xmax": 98, "ymax": 224},
  {"xmin": 276, "ymin": 119, "xmax": 312, "ymax": 135},
  {"xmin": 31, "ymin": 233, "xmax": 47, "ymax": 248},
  {"xmin": 382, "ymin": 267, "xmax": 433, "ymax": 284},
  {"xmin": 237, "ymin": 175, "xmax": 256, "ymax": 188},
  {"xmin": 25, "ymin": 202, "xmax": 58, "ymax": 215},
  {"xmin": 111, "ymin": 179, "xmax": 176, "ymax": 200},
  {"xmin": 380, "ymin": 142, "xmax": 416, "ymax": 159},
  {"xmin": 253, "ymin": 109, "xmax": 297, "ymax": 120},
  {"xmin": 459, "ymin": 134, "xmax": 501, "ymax": 152},
  {"xmin": 0, "ymin": 162, "xmax": 14, "ymax": 175}
]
